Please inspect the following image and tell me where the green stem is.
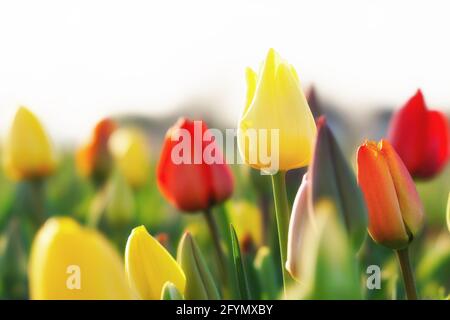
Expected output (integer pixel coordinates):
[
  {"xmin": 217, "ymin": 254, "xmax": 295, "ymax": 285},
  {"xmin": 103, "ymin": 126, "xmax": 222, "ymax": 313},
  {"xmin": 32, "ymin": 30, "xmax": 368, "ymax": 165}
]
[
  {"xmin": 395, "ymin": 247, "xmax": 418, "ymax": 300},
  {"xmin": 29, "ymin": 179, "xmax": 46, "ymax": 228},
  {"xmin": 271, "ymin": 171, "xmax": 291, "ymax": 297},
  {"xmin": 203, "ymin": 208, "xmax": 228, "ymax": 287}
]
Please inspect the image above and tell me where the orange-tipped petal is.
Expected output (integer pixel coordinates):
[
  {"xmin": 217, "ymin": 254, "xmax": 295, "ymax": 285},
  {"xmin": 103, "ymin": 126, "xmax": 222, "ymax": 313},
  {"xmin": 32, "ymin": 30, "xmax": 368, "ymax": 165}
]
[{"xmin": 379, "ymin": 140, "xmax": 424, "ymax": 238}]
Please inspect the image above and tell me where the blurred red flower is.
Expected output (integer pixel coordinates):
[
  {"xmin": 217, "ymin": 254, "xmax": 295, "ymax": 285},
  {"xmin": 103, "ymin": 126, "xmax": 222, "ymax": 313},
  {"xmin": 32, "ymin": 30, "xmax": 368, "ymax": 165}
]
[
  {"xmin": 388, "ymin": 90, "xmax": 450, "ymax": 179},
  {"xmin": 157, "ymin": 118, "xmax": 234, "ymax": 212}
]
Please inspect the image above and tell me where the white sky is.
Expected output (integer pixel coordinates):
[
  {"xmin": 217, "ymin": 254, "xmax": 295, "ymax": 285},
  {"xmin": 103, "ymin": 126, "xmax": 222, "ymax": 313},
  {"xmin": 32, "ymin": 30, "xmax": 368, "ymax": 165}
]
[{"xmin": 1, "ymin": 0, "xmax": 450, "ymax": 142}]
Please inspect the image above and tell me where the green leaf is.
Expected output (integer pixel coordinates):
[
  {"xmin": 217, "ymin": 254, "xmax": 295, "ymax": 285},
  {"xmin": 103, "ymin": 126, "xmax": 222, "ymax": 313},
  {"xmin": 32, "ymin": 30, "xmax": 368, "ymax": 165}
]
[
  {"xmin": 161, "ymin": 281, "xmax": 184, "ymax": 300},
  {"xmin": 230, "ymin": 224, "xmax": 251, "ymax": 300},
  {"xmin": 254, "ymin": 246, "xmax": 279, "ymax": 299}
]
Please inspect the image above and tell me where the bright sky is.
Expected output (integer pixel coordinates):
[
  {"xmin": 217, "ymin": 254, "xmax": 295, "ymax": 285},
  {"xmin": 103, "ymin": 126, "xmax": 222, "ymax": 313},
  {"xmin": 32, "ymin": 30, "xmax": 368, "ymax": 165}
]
[{"xmin": 1, "ymin": 0, "xmax": 450, "ymax": 142}]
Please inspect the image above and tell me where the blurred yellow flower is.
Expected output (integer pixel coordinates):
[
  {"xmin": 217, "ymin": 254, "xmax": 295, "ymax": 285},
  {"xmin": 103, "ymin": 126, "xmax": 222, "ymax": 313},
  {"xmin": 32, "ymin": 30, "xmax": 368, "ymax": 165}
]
[
  {"xmin": 29, "ymin": 217, "xmax": 132, "ymax": 299},
  {"xmin": 125, "ymin": 225, "xmax": 185, "ymax": 299},
  {"xmin": 227, "ymin": 201, "xmax": 263, "ymax": 246},
  {"xmin": 2, "ymin": 106, "xmax": 56, "ymax": 180},
  {"xmin": 109, "ymin": 127, "xmax": 150, "ymax": 188},
  {"xmin": 237, "ymin": 49, "xmax": 317, "ymax": 172}
]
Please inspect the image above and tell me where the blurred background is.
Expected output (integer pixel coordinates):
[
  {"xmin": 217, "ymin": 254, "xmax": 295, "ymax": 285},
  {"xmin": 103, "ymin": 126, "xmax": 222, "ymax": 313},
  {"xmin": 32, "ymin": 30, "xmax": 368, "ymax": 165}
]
[{"xmin": 1, "ymin": 0, "xmax": 450, "ymax": 144}]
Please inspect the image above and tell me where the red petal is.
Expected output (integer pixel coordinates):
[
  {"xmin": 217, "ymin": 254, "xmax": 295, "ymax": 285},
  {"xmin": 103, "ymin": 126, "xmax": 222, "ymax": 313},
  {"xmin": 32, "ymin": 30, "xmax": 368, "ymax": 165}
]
[{"xmin": 388, "ymin": 90, "xmax": 427, "ymax": 175}]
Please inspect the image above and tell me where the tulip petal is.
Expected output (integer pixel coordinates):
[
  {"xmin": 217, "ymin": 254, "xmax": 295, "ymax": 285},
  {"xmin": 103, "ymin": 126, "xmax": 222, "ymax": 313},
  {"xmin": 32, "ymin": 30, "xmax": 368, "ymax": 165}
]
[
  {"xmin": 357, "ymin": 142, "xmax": 409, "ymax": 249},
  {"xmin": 379, "ymin": 140, "xmax": 424, "ymax": 238},
  {"xmin": 286, "ymin": 173, "xmax": 311, "ymax": 282},
  {"xmin": 125, "ymin": 226, "xmax": 185, "ymax": 300},
  {"xmin": 244, "ymin": 67, "xmax": 258, "ymax": 115},
  {"xmin": 388, "ymin": 90, "xmax": 427, "ymax": 174},
  {"xmin": 310, "ymin": 117, "xmax": 367, "ymax": 250},
  {"xmin": 417, "ymin": 110, "xmax": 450, "ymax": 177},
  {"xmin": 29, "ymin": 217, "xmax": 132, "ymax": 299}
]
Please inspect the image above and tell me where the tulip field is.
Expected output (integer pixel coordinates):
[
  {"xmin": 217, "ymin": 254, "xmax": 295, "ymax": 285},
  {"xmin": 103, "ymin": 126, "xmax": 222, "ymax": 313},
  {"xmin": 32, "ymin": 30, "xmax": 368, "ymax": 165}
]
[{"xmin": 0, "ymin": 48, "xmax": 449, "ymax": 301}]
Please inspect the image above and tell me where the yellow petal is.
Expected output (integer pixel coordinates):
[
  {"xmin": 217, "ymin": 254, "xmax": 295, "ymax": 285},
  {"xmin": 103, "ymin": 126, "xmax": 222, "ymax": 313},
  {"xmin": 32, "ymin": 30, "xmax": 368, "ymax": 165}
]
[
  {"xmin": 244, "ymin": 67, "xmax": 258, "ymax": 115},
  {"xmin": 109, "ymin": 128, "xmax": 150, "ymax": 188},
  {"xmin": 3, "ymin": 106, "xmax": 56, "ymax": 180},
  {"xmin": 29, "ymin": 217, "xmax": 132, "ymax": 299},
  {"xmin": 125, "ymin": 226, "xmax": 185, "ymax": 299}
]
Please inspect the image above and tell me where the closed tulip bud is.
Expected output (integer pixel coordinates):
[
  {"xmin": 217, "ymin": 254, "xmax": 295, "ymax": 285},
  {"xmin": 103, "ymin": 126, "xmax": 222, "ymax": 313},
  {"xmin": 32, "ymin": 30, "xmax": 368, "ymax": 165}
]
[
  {"xmin": 157, "ymin": 118, "xmax": 234, "ymax": 212},
  {"xmin": 388, "ymin": 90, "xmax": 450, "ymax": 179},
  {"xmin": 125, "ymin": 226, "xmax": 185, "ymax": 300},
  {"xmin": 76, "ymin": 118, "xmax": 116, "ymax": 184},
  {"xmin": 227, "ymin": 201, "xmax": 263, "ymax": 246},
  {"xmin": 109, "ymin": 127, "xmax": 150, "ymax": 188},
  {"xmin": 357, "ymin": 140, "xmax": 424, "ymax": 249},
  {"xmin": 309, "ymin": 117, "xmax": 367, "ymax": 249},
  {"xmin": 3, "ymin": 106, "xmax": 56, "ymax": 180},
  {"xmin": 161, "ymin": 281, "xmax": 184, "ymax": 300},
  {"xmin": 105, "ymin": 172, "xmax": 135, "ymax": 227},
  {"xmin": 177, "ymin": 232, "xmax": 220, "ymax": 300},
  {"xmin": 237, "ymin": 48, "xmax": 317, "ymax": 172},
  {"xmin": 286, "ymin": 200, "xmax": 362, "ymax": 299},
  {"xmin": 29, "ymin": 217, "xmax": 132, "ymax": 299}
]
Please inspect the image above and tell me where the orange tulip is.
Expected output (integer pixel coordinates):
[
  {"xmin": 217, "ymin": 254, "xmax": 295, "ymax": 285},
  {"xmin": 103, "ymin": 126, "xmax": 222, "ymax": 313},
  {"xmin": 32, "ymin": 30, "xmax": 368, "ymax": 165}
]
[
  {"xmin": 357, "ymin": 140, "xmax": 424, "ymax": 249},
  {"xmin": 76, "ymin": 118, "xmax": 116, "ymax": 184}
]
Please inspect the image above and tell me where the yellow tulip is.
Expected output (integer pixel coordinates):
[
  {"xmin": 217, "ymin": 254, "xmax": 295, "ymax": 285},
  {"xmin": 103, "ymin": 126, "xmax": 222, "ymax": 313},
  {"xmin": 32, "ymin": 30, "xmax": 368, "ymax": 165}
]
[
  {"xmin": 227, "ymin": 201, "xmax": 263, "ymax": 246},
  {"xmin": 237, "ymin": 49, "xmax": 317, "ymax": 172},
  {"xmin": 29, "ymin": 217, "xmax": 132, "ymax": 299},
  {"xmin": 125, "ymin": 225, "xmax": 185, "ymax": 299},
  {"xmin": 3, "ymin": 106, "xmax": 56, "ymax": 180},
  {"xmin": 109, "ymin": 127, "xmax": 150, "ymax": 188}
]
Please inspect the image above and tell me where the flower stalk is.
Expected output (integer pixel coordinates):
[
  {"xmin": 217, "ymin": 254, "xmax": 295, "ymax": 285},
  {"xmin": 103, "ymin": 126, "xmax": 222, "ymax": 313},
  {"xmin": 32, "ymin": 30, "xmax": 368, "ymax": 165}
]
[
  {"xmin": 270, "ymin": 171, "xmax": 291, "ymax": 296},
  {"xmin": 396, "ymin": 247, "xmax": 418, "ymax": 300}
]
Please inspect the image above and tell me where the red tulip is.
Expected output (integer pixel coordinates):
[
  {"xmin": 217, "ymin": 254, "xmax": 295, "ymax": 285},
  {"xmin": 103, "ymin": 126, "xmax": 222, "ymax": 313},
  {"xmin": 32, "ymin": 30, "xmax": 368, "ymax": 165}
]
[
  {"xmin": 157, "ymin": 118, "xmax": 234, "ymax": 212},
  {"xmin": 388, "ymin": 90, "xmax": 450, "ymax": 179},
  {"xmin": 357, "ymin": 140, "xmax": 424, "ymax": 249}
]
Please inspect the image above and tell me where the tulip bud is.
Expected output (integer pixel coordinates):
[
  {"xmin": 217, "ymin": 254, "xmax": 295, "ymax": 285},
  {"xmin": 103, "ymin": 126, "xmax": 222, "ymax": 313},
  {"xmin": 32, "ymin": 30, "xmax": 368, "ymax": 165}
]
[
  {"xmin": 76, "ymin": 118, "xmax": 116, "ymax": 185},
  {"xmin": 109, "ymin": 127, "xmax": 150, "ymax": 188},
  {"xmin": 2, "ymin": 106, "xmax": 56, "ymax": 180},
  {"xmin": 177, "ymin": 232, "xmax": 220, "ymax": 299},
  {"xmin": 29, "ymin": 217, "xmax": 132, "ymax": 299},
  {"xmin": 388, "ymin": 90, "xmax": 450, "ymax": 179},
  {"xmin": 309, "ymin": 117, "xmax": 367, "ymax": 249},
  {"xmin": 157, "ymin": 118, "xmax": 234, "ymax": 212},
  {"xmin": 286, "ymin": 200, "xmax": 362, "ymax": 299},
  {"xmin": 161, "ymin": 281, "xmax": 184, "ymax": 300},
  {"xmin": 227, "ymin": 201, "xmax": 263, "ymax": 246},
  {"xmin": 125, "ymin": 226, "xmax": 185, "ymax": 300},
  {"xmin": 357, "ymin": 140, "xmax": 424, "ymax": 249},
  {"xmin": 237, "ymin": 48, "xmax": 317, "ymax": 172}
]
